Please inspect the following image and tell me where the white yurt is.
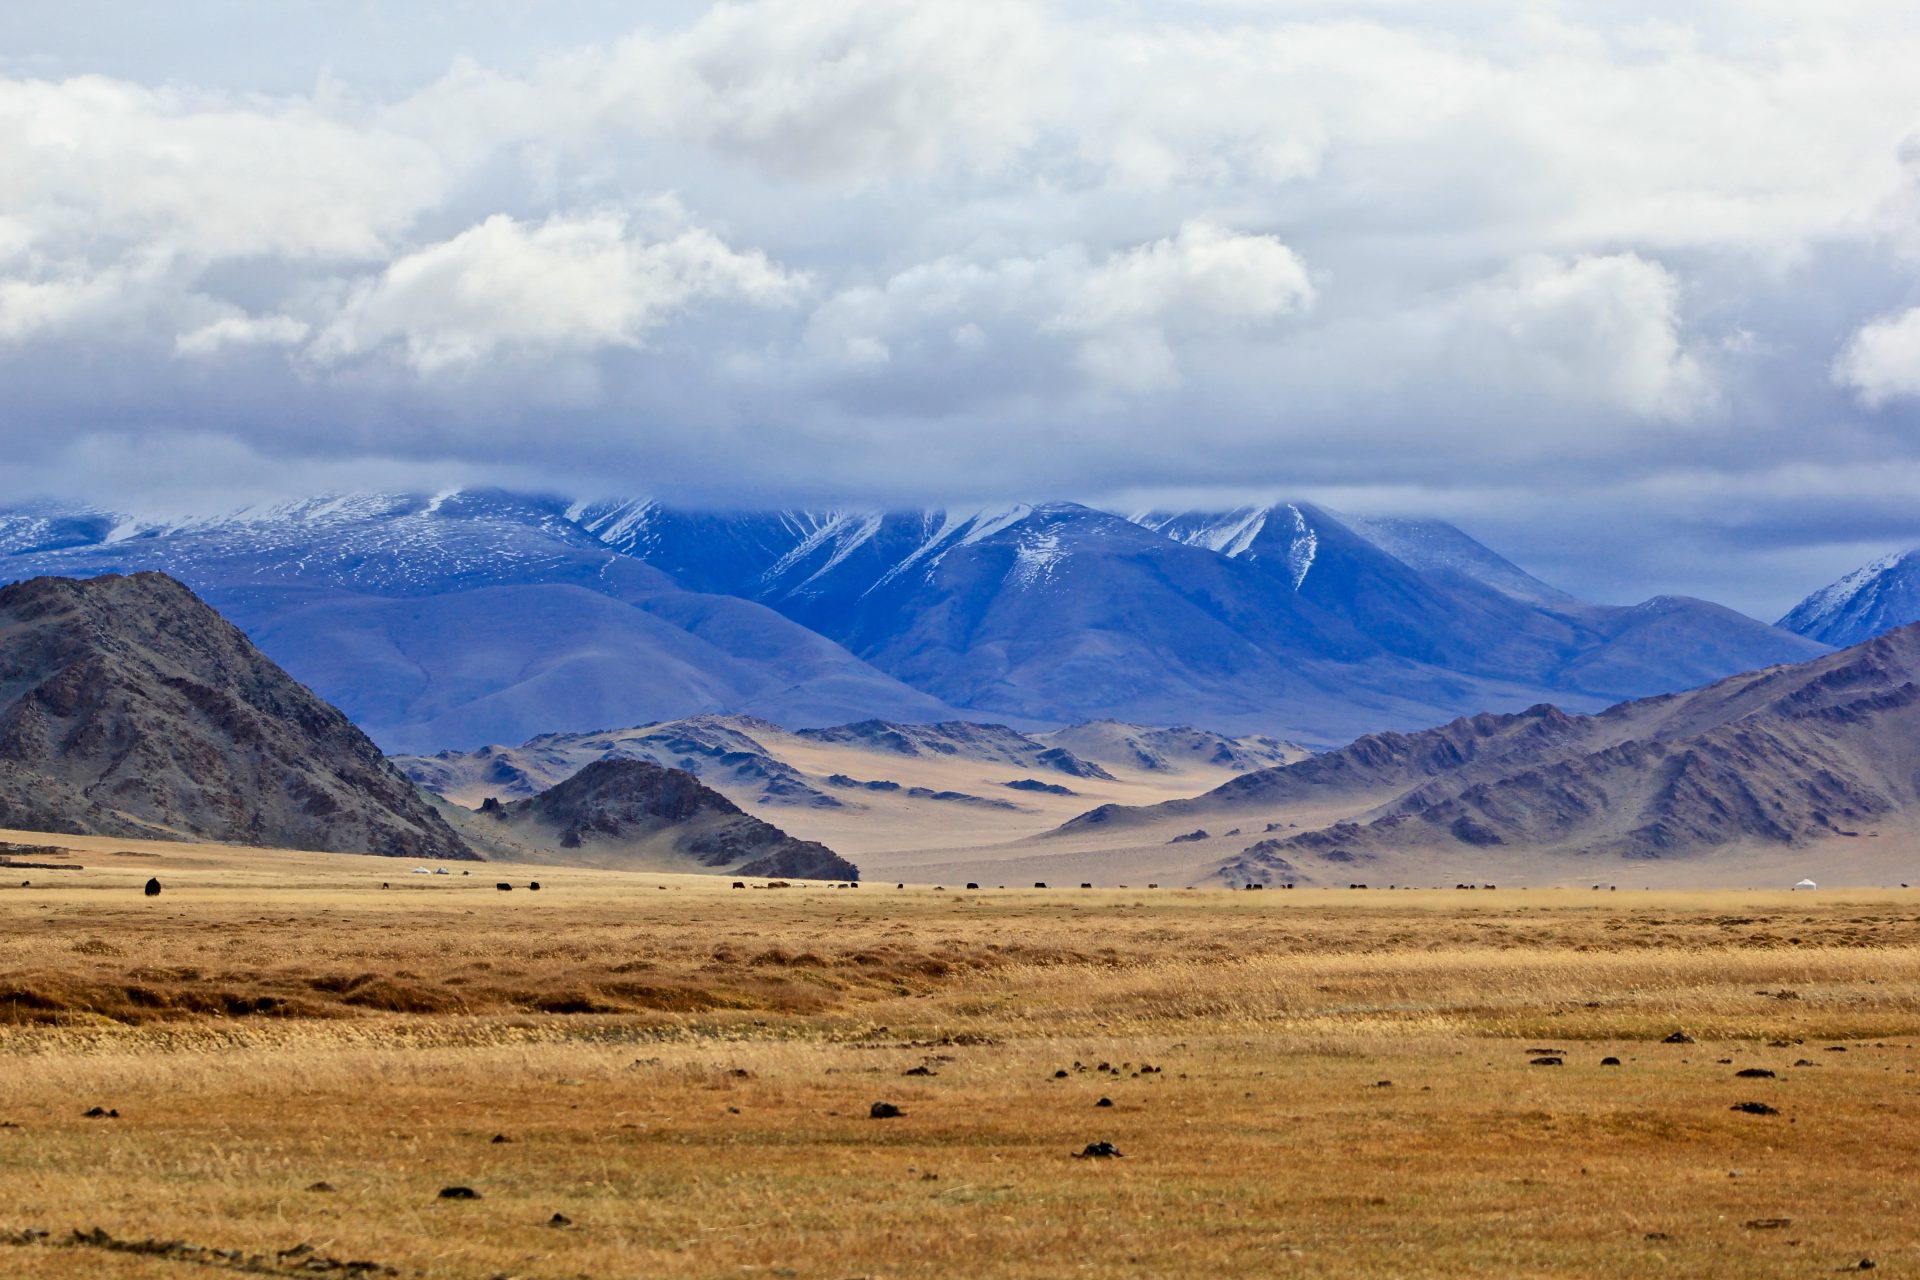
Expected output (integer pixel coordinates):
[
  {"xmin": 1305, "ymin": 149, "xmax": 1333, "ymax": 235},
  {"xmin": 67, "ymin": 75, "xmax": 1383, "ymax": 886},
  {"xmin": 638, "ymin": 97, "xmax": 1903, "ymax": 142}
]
[{"xmin": 1793, "ymin": 878, "xmax": 1817, "ymax": 890}]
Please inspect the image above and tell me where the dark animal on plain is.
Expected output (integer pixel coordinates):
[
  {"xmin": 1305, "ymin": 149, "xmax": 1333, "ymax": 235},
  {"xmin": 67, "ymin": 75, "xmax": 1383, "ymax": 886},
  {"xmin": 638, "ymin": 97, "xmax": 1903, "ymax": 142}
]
[
  {"xmin": 143, "ymin": 878, "xmax": 161, "ymax": 897},
  {"xmin": 529, "ymin": 882, "xmax": 540, "ymax": 891},
  {"xmin": 496, "ymin": 882, "xmax": 512, "ymax": 891}
]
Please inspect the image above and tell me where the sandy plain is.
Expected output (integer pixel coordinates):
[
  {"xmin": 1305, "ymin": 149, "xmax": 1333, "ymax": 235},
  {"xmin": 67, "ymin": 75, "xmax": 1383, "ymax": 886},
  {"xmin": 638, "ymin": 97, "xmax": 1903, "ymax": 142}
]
[{"xmin": 2, "ymin": 828, "xmax": 1919, "ymax": 1277}]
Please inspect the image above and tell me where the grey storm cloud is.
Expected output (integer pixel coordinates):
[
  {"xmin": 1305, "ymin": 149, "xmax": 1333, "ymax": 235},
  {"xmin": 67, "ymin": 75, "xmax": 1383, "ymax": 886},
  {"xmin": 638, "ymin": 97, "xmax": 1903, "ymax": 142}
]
[{"xmin": 4, "ymin": 0, "xmax": 1920, "ymax": 617}]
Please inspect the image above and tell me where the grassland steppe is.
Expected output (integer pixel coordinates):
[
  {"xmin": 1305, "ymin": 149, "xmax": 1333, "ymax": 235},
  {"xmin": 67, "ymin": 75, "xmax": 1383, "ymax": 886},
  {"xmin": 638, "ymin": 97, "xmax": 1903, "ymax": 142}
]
[{"xmin": 3, "ymin": 829, "xmax": 1919, "ymax": 1278}]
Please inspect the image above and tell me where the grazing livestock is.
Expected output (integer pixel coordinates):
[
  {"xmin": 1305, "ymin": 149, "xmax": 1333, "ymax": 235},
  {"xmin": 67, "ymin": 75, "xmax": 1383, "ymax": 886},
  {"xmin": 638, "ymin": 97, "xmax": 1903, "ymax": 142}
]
[
  {"xmin": 528, "ymin": 882, "xmax": 541, "ymax": 891},
  {"xmin": 143, "ymin": 878, "xmax": 161, "ymax": 897},
  {"xmin": 496, "ymin": 882, "xmax": 512, "ymax": 891}
]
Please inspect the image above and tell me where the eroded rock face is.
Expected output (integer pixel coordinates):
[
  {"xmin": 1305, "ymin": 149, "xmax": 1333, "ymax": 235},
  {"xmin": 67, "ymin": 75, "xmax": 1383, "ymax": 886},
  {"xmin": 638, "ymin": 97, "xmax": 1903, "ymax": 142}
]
[
  {"xmin": 0, "ymin": 573, "xmax": 475, "ymax": 859},
  {"xmin": 1206, "ymin": 621, "xmax": 1920, "ymax": 880},
  {"xmin": 479, "ymin": 758, "xmax": 858, "ymax": 881}
]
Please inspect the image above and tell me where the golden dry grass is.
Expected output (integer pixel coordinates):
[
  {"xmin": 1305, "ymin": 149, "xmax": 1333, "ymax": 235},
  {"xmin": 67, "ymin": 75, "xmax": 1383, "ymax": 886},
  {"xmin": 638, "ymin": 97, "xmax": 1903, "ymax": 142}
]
[{"xmin": 2, "ymin": 832, "xmax": 1919, "ymax": 1276}]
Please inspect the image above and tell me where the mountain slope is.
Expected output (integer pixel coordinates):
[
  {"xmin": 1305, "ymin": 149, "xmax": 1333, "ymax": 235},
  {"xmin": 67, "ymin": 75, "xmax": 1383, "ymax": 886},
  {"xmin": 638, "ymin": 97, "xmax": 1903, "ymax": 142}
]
[
  {"xmin": 0, "ymin": 572, "xmax": 474, "ymax": 858},
  {"xmin": 1779, "ymin": 550, "xmax": 1920, "ymax": 648},
  {"xmin": 1064, "ymin": 623, "xmax": 1920, "ymax": 884}
]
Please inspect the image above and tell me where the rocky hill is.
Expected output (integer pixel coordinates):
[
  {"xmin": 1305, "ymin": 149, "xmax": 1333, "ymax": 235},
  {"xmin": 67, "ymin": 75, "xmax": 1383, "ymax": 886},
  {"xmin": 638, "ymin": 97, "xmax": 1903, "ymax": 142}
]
[
  {"xmin": 0, "ymin": 573, "xmax": 474, "ymax": 858},
  {"xmin": 1059, "ymin": 623, "xmax": 1920, "ymax": 884},
  {"xmin": 452, "ymin": 759, "xmax": 857, "ymax": 879}
]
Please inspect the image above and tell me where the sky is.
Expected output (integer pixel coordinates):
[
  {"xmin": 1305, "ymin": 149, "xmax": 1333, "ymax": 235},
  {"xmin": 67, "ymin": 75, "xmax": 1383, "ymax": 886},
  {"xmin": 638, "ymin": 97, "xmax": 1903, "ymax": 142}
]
[{"xmin": 4, "ymin": 1, "xmax": 1920, "ymax": 618}]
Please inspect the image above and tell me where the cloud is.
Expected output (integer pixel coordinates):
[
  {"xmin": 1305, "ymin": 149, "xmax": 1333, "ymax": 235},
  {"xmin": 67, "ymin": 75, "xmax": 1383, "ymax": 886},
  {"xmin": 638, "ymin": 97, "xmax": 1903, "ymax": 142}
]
[
  {"xmin": 801, "ymin": 222, "xmax": 1316, "ymax": 400},
  {"xmin": 309, "ymin": 211, "xmax": 805, "ymax": 373},
  {"xmin": 1437, "ymin": 253, "xmax": 1714, "ymax": 421},
  {"xmin": 1056, "ymin": 222, "xmax": 1316, "ymax": 392},
  {"xmin": 1835, "ymin": 307, "xmax": 1920, "ymax": 407},
  {"xmin": 2, "ymin": 2, "xmax": 1920, "ymax": 616},
  {"xmin": 174, "ymin": 313, "xmax": 310, "ymax": 358}
]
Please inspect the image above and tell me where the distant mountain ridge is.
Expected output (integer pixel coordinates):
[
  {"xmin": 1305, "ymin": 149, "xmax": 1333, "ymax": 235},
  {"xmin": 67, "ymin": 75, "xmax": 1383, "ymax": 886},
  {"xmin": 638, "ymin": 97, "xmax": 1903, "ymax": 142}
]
[
  {"xmin": 1056, "ymin": 621, "xmax": 1920, "ymax": 885},
  {"xmin": 0, "ymin": 490, "xmax": 1826, "ymax": 752},
  {"xmin": 1779, "ymin": 549, "xmax": 1920, "ymax": 648}
]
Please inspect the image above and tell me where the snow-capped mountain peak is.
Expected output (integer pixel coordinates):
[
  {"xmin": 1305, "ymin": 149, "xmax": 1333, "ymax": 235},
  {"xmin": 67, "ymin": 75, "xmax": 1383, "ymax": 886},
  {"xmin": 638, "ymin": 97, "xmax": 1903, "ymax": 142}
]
[{"xmin": 1778, "ymin": 548, "xmax": 1920, "ymax": 647}]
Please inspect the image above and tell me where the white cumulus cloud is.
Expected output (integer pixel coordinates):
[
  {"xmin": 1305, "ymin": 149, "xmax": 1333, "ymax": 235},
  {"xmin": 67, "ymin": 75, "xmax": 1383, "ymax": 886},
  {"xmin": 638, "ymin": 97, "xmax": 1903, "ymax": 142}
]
[
  {"xmin": 1835, "ymin": 307, "xmax": 1920, "ymax": 407},
  {"xmin": 310, "ymin": 211, "xmax": 805, "ymax": 373}
]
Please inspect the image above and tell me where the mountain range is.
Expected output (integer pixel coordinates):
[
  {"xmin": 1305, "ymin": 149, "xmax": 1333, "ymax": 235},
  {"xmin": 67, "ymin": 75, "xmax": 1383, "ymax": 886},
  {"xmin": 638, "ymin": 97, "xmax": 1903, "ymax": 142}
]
[
  {"xmin": 0, "ymin": 570, "xmax": 867, "ymax": 880},
  {"xmin": 397, "ymin": 715, "xmax": 1303, "ymax": 862},
  {"xmin": 0, "ymin": 491, "xmax": 1829, "ymax": 753},
  {"xmin": 1045, "ymin": 620, "xmax": 1920, "ymax": 888}
]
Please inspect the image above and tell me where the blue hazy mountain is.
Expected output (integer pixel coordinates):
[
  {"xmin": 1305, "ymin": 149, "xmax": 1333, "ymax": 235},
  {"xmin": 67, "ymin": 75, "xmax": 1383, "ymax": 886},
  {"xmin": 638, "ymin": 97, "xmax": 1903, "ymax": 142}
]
[
  {"xmin": 0, "ymin": 491, "xmax": 964, "ymax": 753},
  {"xmin": 1778, "ymin": 549, "xmax": 1920, "ymax": 648},
  {"xmin": 0, "ymin": 491, "xmax": 1826, "ymax": 752}
]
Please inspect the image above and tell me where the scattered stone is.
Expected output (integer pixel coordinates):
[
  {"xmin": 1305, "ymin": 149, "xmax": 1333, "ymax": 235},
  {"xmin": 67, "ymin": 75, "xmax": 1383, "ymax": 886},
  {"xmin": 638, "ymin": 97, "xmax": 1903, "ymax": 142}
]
[
  {"xmin": 143, "ymin": 878, "xmax": 161, "ymax": 897},
  {"xmin": 1734, "ymin": 1068, "xmax": 1777, "ymax": 1079},
  {"xmin": 1825, "ymin": 1045, "xmax": 1849, "ymax": 1053},
  {"xmin": 1370, "ymin": 1080, "xmax": 1393, "ymax": 1088},
  {"xmin": 1600, "ymin": 1057, "xmax": 1622, "ymax": 1066},
  {"xmin": 1530, "ymin": 1057, "xmax": 1563, "ymax": 1066},
  {"xmin": 1794, "ymin": 1058, "xmax": 1820, "ymax": 1067},
  {"xmin": 437, "ymin": 1186, "xmax": 482, "ymax": 1200},
  {"xmin": 1730, "ymin": 1101, "xmax": 1780, "ymax": 1116},
  {"xmin": 81, "ymin": 1107, "xmax": 118, "ymax": 1119},
  {"xmin": 1661, "ymin": 1031, "xmax": 1695, "ymax": 1044},
  {"xmin": 490, "ymin": 1133, "xmax": 512, "ymax": 1143},
  {"xmin": 1074, "ymin": 1141, "xmax": 1123, "ymax": 1159},
  {"xmin": 869, "ymin": 1102, "xmax": 903, "ymax": 1119},
  {"xmin": 1743, "ymin": 1217, "xmax": 1791, "ymax": 1229},
  {"xmin": 1053, "ymin": 1069, "xmax": 1069, "ymax": 1079},
  {"xmin": 1095, "ymin": 1097, "xmax": 1113, "ymax": 1108},
  {"xmin": 305, "ymin": 1181, "xmax": 336, "ymax": 1193},
  {"xmin": 903, "ymin": 1065, "xmax": 936, "ymax": 1077}
]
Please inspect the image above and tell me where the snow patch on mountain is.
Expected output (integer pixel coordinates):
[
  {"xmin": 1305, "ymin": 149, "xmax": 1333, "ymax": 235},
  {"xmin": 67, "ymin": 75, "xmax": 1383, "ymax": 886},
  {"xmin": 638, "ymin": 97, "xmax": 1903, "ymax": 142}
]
[
  {"xmin": 1778, "ymin": 548, "xmax": 1920, "ymax": 646},
  {"xmin": 1007, "ymin": 529, "xmax": 1065, "ymax": 590},
  {"xmin": 1283, "ymin": 504, "xmax": 1318, "ymax": 590}
]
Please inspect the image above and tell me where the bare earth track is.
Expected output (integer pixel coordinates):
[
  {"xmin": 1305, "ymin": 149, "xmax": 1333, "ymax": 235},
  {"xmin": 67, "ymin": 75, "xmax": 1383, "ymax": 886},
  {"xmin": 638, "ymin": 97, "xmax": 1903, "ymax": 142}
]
[{"xmin": 2, "ymin": 827, "xmax": 1919, "ymax": 1277}]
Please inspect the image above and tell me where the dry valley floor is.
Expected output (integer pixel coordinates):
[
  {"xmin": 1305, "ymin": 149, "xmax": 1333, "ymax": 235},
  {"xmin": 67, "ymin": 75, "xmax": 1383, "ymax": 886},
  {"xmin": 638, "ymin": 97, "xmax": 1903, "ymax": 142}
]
[{"xmin": 2, "ymin": 828, "xmax": 1919, "ymax": 1277}]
